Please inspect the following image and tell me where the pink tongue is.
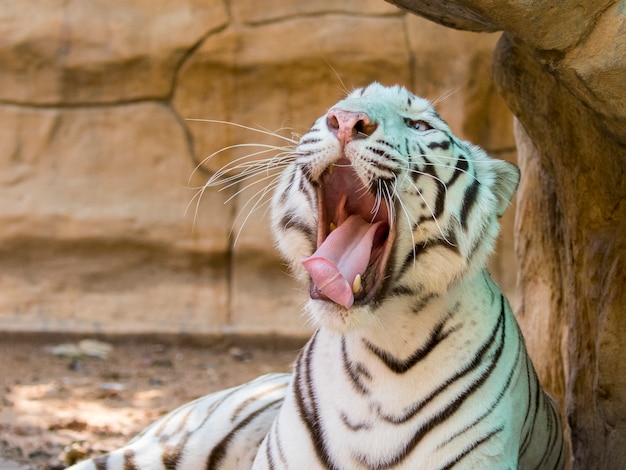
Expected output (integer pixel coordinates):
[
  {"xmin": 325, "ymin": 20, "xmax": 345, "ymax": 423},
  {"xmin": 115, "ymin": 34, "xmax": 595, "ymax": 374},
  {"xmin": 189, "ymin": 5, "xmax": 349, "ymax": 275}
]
[{"xmin": 301, "ymin": 215, "xmax": 384, "ymax": 308}]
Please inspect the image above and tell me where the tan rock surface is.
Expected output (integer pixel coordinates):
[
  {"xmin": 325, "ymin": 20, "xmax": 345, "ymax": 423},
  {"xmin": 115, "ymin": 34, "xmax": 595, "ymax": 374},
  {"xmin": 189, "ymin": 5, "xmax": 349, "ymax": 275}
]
[
  {"xmin": 0, "ymin": 0, "xmax": 228, "ymax": 104},
  {"xmin": 0, "ymin": 102, "xmax": 232, "ymax": 334},
  {"xmin": 174, "ymin": 15, "xmax": 411, "ymax": 175},
  {"xmin": 557, "ymin": 1, "xmax": 626, "ymax": 140},
  {"xmin": 390, "ymin": 0, "xmax": 614, "ymax": 50},
  {"xmin": 0, "ymin": 2, "xmax": 517, "ymax": 341},
  {"xmin": 0, "ymin": 103, "xmax": 228, "ymax": 249}
]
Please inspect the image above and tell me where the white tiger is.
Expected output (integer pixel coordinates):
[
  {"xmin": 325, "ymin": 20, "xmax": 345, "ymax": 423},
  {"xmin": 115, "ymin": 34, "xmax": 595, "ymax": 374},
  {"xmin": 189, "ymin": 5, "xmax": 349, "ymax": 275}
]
[{"xmin": 70, "ymin": 83, "xmax": 565, "ymax": 469}]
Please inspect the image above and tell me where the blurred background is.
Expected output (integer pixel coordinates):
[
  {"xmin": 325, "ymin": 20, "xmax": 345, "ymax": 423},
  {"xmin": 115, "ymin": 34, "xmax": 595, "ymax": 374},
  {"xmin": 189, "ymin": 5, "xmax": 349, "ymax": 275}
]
[{"xmin": 0, "ymin": 0, "xmax": 518, "ymax": 339}]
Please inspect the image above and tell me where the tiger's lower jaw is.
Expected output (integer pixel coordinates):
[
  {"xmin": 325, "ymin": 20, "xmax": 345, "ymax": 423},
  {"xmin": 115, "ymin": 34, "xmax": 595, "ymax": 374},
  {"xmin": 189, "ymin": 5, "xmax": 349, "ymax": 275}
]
[{"xmin": 305, "ymin": 298, "xmax": 379, "ymax": 332}]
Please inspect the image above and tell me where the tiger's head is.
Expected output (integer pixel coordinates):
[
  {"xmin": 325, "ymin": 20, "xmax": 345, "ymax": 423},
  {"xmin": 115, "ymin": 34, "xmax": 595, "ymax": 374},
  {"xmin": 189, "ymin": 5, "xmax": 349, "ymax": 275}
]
[{"xmin": 270, "ymin": 83, "xmax": 519, "ymax": 331}]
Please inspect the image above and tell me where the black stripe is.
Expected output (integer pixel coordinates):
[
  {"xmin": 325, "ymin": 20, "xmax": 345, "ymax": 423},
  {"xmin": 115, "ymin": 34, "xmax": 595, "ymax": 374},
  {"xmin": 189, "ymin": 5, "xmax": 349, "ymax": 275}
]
[
  {"xmin": 123, "ymin": 449, "xmax": 138, "ymax": 470},
  {"xmin": 460, "ymin": 179, "xmax": 480, "ymax": 230},
  {"xmin": 518, "ymin": 356, "xmax": 536, "ymax": 456},
  {"xmin": 366, "ymin": 298, "xmax": 507, "ymax": 468},
  {"xmin": 264, "ymin": 425, "xmax": 277, "ymax": 470},
  {"xmin": 299, "ymin": 137, "xmax": 322, "ymax": 146},
  {"xmin": 341, "ymin": 336, "xmax": 371, "ymax": 395},
  {"xmin": 520, "ymin": 361, "xmax": 543, "ymax": 456},
  {"xmin": 438, "ymin": 426, "xmax": 504, "ymax": 470},
  {"xmin": 298, "ymin": 161, "xmax": 316, "ymax": 184},
  {"xmin": 376, "ymin": 138, "xmax": 397, "ymax": 149},
  {"xmin": 409, "ymin": 156, "xmax": 422, "ymax": 181},
  {"xmin": 520, "ymin": 354, "xmax": 533, "ymax": 434},
  {"xmin": 231, "ymin": 380, "xmax": 287, "ymax": 421},
  {"xmin": 428, "ymin": 139, "xmax": 450, "ymax": 151},
  {"xmin": 464, "ymin": 231, "xmax": 481, "ymax": 263},
  {"xmin": 162, "ymin": 432, "xmax": 191, "ymax": 470},
  {"xmin": 534, "ymin": 394, "xmax": 563, "ymax": 468},
  {"xmin": 293, "ymin": 333, "xmax": 339, "ymax": 470},
  {"xmin": 398, "ymin": 236, "xmax": 460, "ymax": 280},
  {"xmin": 417, "ymin": 156, "xmax": 445, "ymax": 223},
  {"xmin": 151, "ymin": 385, "xmax": 242, "ymax": 439},
  {"xmin": 552, "ymin": 420, "xmax": 565, "ymax": 469},
  {"xmin": 299, "ymin": 175, "xmax": 316, "ymax": 210},
  {"xmin": 398, "ymin": 242, "xmax": 430, "ymax": 278},
  {"xmin": 369, "ymin": 147, "xmax": 387, "ymax": 158},
  {"xmin": 391, "ymin": 284, "xmax": 420, "ymax": 297},
  {"xmin": 363, "ymin": 149, "xmax": 397, "ymax": 171},
  {"xmin": 206, "ymin": 398, "xmax": 283, "ymax": 469},
  {"xmin": 264, "ymin": 425, "xmax": 287, "ymax": 468},
  {"xmin": 94, "ymin": 454, "xmax": 109, "ymax": 470},
  {"xmin": 340, "ymin": 412, "xmax": 372, "ymax": 431},
  {"xmin": 442, "ymin": 229, "xmax": 460, "ymax": 253},
  {"xmin": 411, "ymin": 292, "xmax": 438, "ymax": 314},
  {"xmin": 375, "ymin": 298, "xmax": 505, "ymax": 425},
  {"xmin": 534, "ymin": 397, "xmax": 554, "ymax": 467},
  {"xmin": 364, "ymin": 308, "xmax": 458, "ymax": 374},
  {"xmin": 439, "ymin": 327, "xmax": 524, "ymax": 448},
  {"xmin": 279, "ymin": 213, "xmax": 315, "ymax": 241},
  {"xmin": 279, "ymin": 167, "xmax": 297, "ymax": 204},
  {"xmin": 273, "ymin": 425, "xmax": 288, "ymax": 466},
  {"xmin": 445, "ymin": 153, "xmax": 468, "ymax": 188}
]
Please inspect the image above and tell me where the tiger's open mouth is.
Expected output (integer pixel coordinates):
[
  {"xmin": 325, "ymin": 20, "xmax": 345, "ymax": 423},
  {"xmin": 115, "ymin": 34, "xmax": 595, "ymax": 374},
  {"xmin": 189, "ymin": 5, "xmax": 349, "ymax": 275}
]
[{"xmin": 301, "ymin": 159, "xmax": 395, "ymax": 308}]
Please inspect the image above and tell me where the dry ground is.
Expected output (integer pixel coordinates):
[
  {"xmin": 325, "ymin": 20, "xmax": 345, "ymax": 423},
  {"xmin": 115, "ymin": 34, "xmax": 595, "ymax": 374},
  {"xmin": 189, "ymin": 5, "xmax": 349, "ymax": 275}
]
[{"xmin": 0, "ymin": 333, "xmax": 302, "ymax": 469}]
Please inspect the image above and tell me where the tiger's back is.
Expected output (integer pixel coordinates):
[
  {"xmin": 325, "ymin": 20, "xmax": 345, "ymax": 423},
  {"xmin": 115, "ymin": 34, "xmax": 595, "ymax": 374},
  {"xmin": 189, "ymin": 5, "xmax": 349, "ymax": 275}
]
[
  {"xmin": 71, "ymin": 374, "xmax": 289, "ymax": 469},
  {"xmin": 71, "ymin": 83, "xmax": 565, "ymax": 470}
]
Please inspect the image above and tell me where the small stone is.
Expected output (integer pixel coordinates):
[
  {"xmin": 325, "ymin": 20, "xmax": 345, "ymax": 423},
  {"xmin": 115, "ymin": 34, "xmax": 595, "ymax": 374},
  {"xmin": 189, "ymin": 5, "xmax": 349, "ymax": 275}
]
[{"xmin": 228, "ymin": 347, "xmax": 252, "ymax": 362}]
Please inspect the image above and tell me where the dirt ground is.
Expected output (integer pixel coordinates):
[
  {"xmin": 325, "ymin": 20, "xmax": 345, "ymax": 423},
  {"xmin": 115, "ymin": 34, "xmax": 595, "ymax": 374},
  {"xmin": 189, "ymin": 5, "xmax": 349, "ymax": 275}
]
[{"xmin": 0, "ymin": 333, "xmax": 303, "ymax": 469}]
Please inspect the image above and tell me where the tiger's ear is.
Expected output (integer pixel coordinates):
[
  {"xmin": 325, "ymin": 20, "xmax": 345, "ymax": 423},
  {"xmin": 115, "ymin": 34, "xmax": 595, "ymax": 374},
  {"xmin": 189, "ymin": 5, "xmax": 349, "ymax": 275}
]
[{"xmin": 492, "ymin": 160, "xmax": 520, "ymax": 218}]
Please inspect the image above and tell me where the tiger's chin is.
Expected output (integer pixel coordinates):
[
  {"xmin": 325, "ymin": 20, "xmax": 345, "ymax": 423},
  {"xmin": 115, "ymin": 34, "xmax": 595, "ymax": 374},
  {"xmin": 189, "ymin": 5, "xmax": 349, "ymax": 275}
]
[{"xmin": 304, "ymin": 298, "xmax": 379, "ymax": 333}]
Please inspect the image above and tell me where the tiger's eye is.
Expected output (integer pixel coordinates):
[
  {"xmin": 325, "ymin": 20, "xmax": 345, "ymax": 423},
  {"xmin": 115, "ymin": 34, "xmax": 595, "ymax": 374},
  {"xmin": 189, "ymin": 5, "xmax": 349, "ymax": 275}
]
[
  {"xmin": 412, "ymin": 120, "xmax": 432, "ymax": 131},
  {"xmin": 404, "ymin": 118, "xmax": 433, "ymax": 131}
]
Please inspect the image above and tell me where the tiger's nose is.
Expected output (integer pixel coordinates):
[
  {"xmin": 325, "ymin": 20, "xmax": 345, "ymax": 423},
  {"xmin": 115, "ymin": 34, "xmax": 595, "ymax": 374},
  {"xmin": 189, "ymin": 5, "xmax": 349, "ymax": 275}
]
[{"xmin": 326, "ymin": 109, "xmax": 377, "ymax": 147}]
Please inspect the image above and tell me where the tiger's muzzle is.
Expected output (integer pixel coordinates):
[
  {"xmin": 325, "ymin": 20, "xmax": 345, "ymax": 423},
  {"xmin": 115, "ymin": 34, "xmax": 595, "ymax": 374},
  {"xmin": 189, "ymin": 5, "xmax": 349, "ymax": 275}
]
[{"xmin": 301, "ymin": 109, "xmax": 395, "ymax": 308}]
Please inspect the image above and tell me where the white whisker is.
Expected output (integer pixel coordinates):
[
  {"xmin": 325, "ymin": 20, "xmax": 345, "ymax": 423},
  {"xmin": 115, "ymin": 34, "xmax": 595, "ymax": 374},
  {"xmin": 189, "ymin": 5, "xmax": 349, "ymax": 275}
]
[
  {"xmin": 186, "ymin": 182, "xmax": 210, "ymax": 234},
  {"xmin": 211, "ymin": 158, "xmax": 293, "ymax": 193},
  {"xmin": 371, "ymin": 180, "xmax": 384, "ymax": 223},
  {"xmin": 431, "ymin": 87, "xmax": 461, "ymax": 106},
  {"xmin": 392, "ymin": 175, "xmax": 418, "ymax": 261},
  {"xmin": 224, "ymin": 170, "xmax": 284, "ymax": 205},
  {"xmin": 406, "ymin": 178, "xmax": 456, "ymax": 246},
  {"xmin": 323, "ymin": 59, "xmax": 350, "ymax": 97},
  {"xmin": 231, "ymin": 177, "xmax": 283, "ymax": 246},
  {"xmin": 381, "ymin": 182, "xmax": 396, "ymax": 228},
  {"xmin": 186, "ymin": 118, "xmax": 298, "ymax": 144},
  {"xmin": 408, "ymin": 168, "xmax": 450, "ymax": 200},
  {"xmin": 413, "ymin": 162, "xmax": 480, "ymax": 183},
  {"xmin": 200, "ymin": 145, "xmax": 295, "ymax": 185},
  {"xmin": 185, "ymin": 117, "xmax": 298, "ymax": 238}
]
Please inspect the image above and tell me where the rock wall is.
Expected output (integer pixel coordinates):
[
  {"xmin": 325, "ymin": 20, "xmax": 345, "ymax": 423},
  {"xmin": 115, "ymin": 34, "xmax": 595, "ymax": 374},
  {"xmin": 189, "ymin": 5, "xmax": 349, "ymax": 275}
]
[
  {"xmin": 0, "ymin": 1, "xmax": 517, "ymax": 338},
  {"xmin": 389, "ymin": 0, "xmax": 626, "ymax": 468}
]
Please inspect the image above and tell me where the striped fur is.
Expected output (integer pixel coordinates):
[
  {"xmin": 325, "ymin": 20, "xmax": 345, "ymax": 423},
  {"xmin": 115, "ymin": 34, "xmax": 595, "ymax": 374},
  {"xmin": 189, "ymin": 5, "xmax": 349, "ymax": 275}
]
[
  {"xmin": 71, "ymin": 83, "xmax": 565, "ymax": 469},
  {"xmin": 71, "ymin": 374, "xmax": 289, "ymax": 469}
]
